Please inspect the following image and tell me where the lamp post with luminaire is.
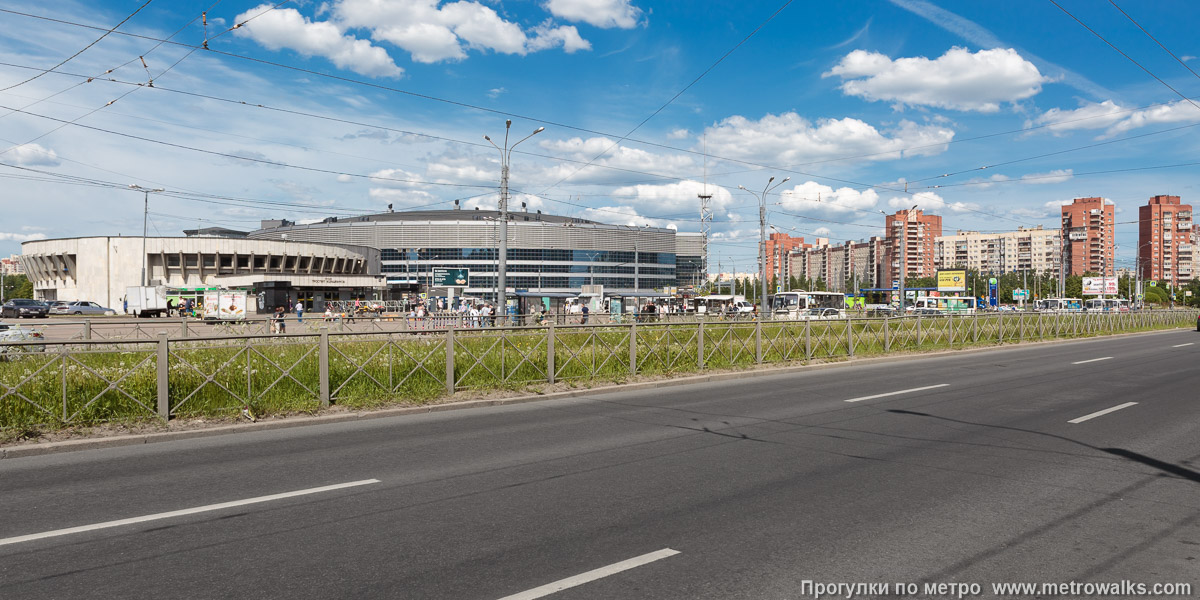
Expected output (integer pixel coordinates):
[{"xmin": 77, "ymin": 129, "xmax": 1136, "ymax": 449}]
[
  {"xmin": 739, "ymin": 176, "xmax": 790, "ymax": 318},
  {"xmin": 484, "ymin": 121, "xmax": 544, "ymax": 317}
]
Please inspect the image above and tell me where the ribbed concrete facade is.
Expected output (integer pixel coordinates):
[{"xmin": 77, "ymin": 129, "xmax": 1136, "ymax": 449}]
[{"xmin": 20, "ymin": 237, "xmax": 379, "ymax": 309}]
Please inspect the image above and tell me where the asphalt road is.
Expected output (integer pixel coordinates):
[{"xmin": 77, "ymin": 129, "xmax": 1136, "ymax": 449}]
[{"xmin": 2, "ymin": 330, "xmax": 1198, "ymax": 599}]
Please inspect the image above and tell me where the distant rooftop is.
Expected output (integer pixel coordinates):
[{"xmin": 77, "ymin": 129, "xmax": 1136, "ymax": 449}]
[{"xmin": 258, "ymin": 209, "xmax": 604, "ymax": 231}]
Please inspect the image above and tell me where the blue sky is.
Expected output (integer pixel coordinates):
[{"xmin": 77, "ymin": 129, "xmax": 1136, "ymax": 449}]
[{"xmin": 1, "ymin": 0, "xmax": 1198, "ymax": 273}]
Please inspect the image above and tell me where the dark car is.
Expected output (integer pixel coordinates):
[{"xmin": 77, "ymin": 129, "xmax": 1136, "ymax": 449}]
[{"xmin": 1, "ymin": 299, "xmax": 49, "ymax": 319}]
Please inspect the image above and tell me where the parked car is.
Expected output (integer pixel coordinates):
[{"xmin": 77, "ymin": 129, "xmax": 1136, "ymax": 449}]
[
  {"xmin": 866, "ymin": 306, "xmax": 897, "ymax": 317},
  {"xmin": 731, "ymin": 300, "xmax": 755, "ymax": 313},
  {"xmin": 0, "ymin": 321, "xmax": 46, "ymax": 356},
  {"xmin": 51, "ymin": 301, "xmax": 116, "ymax": 316},
  {"xmin": 912, "ymin": 307, "xmax": 945, "ymax": 316},
  {"xmin": 1196, "ymin": 312, "xmax": 1199, "ymax": 332},
  {"xmin": 0, "ymin": 298, "xmax": 49, "ymax": 319}
]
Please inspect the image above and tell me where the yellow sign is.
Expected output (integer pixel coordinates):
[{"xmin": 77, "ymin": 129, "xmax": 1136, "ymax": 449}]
[{"xmin": 937, "ymin": 270, "xmax": 967, "ymax": 292}]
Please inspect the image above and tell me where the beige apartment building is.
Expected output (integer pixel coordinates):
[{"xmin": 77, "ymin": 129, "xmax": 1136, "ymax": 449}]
[{"xmin": 934, "ymin": 225, "xmax": 1061, "ymax": 275}]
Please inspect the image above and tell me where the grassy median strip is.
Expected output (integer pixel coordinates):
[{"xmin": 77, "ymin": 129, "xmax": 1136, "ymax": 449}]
[{"xmin": 1, "ymin": 312, "xmax": 1193, "ymax": 433}]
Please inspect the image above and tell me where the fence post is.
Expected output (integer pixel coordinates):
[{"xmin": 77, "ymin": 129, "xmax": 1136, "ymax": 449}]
[
  {"xmin": 445, "ymin": 326, "xmax": 456, "ymax": 394},
  {"xmin": 180, "ymin": 316, "xmax": 188, "ymax": 338},
  {"xmin": 884, "ymin": 316, "xmax": 891, "ymax": 352},
  {"xmin": 1019, "ymin": 313, "xmax": 1024, "ymax": 342},
  {"xmin": 697, "ymin": 320, "xmax": 705, "ymax": 370},
  {"xmin": 156, "ymin": 332, "xmax": 169, "ymax": 420},
  {"xmin": 948, "ymin": 315, "xmax": 954, "ymax": 347},
  {"xmin": 846, "ymin": 319, "xmax": 854, "ymax": 357},
  {"xmin": 804, "ymin": 319, "xmax": 812, "ymax": 360},
  {"xmin": 83, "ymin": 319, "xmax": 92, "ymax": 340},
  {"xmin": 998, "ymin": 315, "xmax": 1004, "ymax": 343},
  {"xmin": 755, "ymin": 319, "xmax": 763, "ymax": 364},
  {"xmin": 547, "ymin": 323, "xmax": 556, "ymax": 384},
  {"xmin": 916, "ymin": 315, "xmax": 923, "ymax": 347},
  {"xmin": 629, "ymin": 321, "xmax": 637, "ymax": 376},
  {"xmin": 319, "ymin": 327, "xmax": 330, "ymax": 407},
  {"xmin": 972, "ymin": 314, "xmax": 979, "ymax": 343}
]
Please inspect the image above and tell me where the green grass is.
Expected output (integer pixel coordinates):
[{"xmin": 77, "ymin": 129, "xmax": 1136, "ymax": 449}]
[{"xmin": 2, "ymin": 311, "xmax": 1194, "ymax": 431}]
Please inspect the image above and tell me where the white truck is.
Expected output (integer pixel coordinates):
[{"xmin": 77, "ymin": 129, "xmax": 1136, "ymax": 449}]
[
  {"xmin": 125, "ymin": 285, "xmax": 170, "ymax": 317},
  {"xmin": 202, "ymin": 290, "xmax": 249, "ymax": 321}
]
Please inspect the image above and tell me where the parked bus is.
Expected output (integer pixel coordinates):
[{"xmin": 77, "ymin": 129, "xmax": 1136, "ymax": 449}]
[
  {"xmin": 912, "ymin": 295, "xmax": 978, "ymax": 314},
  {"xmin": 1035, "ymin": 298, "xmax": 1083, "ymax": 312},
  {"xmin": 1084, "ymin": 298, "xmax": 1130, "ymax": 312},
  {"xmin": 771, "ymin": 290, "xmax": 847, "ymax": 320}
]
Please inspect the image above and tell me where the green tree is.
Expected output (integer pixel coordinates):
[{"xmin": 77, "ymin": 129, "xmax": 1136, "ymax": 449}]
[{"xmin": 2, "ymin": 274, "xmax": 31, "ymax": 301}]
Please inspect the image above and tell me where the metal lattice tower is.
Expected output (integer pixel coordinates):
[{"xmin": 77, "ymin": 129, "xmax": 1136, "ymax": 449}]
[{"xmin": 698, "ymin": 193, "xmax": 713, "ymax": 288}]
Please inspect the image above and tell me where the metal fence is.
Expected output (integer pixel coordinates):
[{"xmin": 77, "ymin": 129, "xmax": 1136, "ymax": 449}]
[
  {"xmin": 2, "ymin": 310, "xmax": 1194, "ymax": 430},
  {"xmin": 21, "ymin": 311, "xmax": 725, "ymax": 342}
]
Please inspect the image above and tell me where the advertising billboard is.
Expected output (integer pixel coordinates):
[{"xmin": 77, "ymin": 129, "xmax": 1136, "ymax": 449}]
[
  {"xmin": 1082, "ymin": 277, "xmax": 1118, "ymax": 295},
  {"xmin": 936, "ymin": 270, "xmax": 967, "ymax": 292},
  {"xmin": 433, "ymin": 268, "xmax": 470, "ymax": 287}
]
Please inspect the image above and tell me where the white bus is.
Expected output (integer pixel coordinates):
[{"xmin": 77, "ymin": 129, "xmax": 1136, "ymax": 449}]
[
  {"xmin": 771, "ymin": 291, "xmax": 847, "ymax": 320},
  {"xmin": 1035, "ymin": 298, "xmax": 1083, "ymax": 312},
  {"xmin": 1084, "ymin": 298, "xmax": 1129, "ymax": 312},
  {"xmin": 912, "ymin": 296, "xmax": 978, "ymax": 314}
]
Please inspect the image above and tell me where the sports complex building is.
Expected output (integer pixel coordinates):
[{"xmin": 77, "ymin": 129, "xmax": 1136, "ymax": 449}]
[
  {"xmin": 20, "ymin": 209, "xmax": 707, "ymax": 311},
  {"xmin": 249, "ymin": 209, "xmax": 705, "ymax": 301}
]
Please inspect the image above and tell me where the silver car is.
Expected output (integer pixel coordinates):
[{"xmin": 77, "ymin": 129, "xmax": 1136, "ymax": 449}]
[
  {"xmin": 52, "ymin": 301, "xmax": 116, "ymax": 316},
  {"xmin": 0, "ymin": 321, "xmax": 46, "ymax": 356}
]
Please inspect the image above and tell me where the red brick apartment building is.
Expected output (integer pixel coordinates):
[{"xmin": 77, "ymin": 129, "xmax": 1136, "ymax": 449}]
[
  {"xmin": 1137, "ymin": 195, "xmax": 1193, "ymax": 286},
  {"xmin": 1061, "ymin": 197, "xmax": 1115, "ymax": 276},
  {"xmin": 884, "ymin": 209, "xmax": 941, "ymax": 287}
]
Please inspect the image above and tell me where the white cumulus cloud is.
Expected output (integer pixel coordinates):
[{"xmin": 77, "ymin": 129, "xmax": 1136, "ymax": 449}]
[
  {"xmin": 233, "ymin": 5, "xmax": 403, "ymax": 77},
  {"xmin": 610, "ymin": 180, "xmax": 735, "ymax": 217},
  {"xmin": 0, "ymin": 232, "xmax": 48, "ymax": 242},
  {"xmin": 544, "ymin": 0, "xmax": 643, "ymax": 29},
  {"xmin": 330, "ymin": 0, "xmax": 591, "ymax": 64},
  {"xmin": 825, "ymin": 47, "xmax": 1048, "ymax": 112},
  {"xmin": 703, "ymin": 112, "xmax": 954, "ymax": 165},
  {"xmin": 779, "ymin": 181, "xmax": 880, "ymax": 214},
  {"xmin": 887, "ymin": 191, "xmax": 973, "ymax": 214},
  {"xmin": 1030, "ymin": 99, "xmax": 1200, "ymax": 138},
  {"xmin": 5, "ymin": 143, "xmax": 61, "ymax": 167}
]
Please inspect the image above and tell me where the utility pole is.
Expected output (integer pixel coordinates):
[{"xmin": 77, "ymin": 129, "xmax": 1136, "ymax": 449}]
[
  {"xmin": 740, "ymin": 176, "xmax": 789, "ymax": 318},
  {"xmin": 484, "ymin": 121, "xmax": 544, "ymax": 315},
  {"xmin": 130, "ymin": 185, "xmax": 164, "ymax": 287}
]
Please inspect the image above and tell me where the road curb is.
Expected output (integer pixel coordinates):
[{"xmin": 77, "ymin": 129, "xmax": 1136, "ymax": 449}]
[{"xmin": 2, "ymin": 326, "xmax": 1189, "ymax": 459}]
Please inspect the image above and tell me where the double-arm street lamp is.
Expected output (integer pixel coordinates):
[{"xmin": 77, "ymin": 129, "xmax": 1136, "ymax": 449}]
[
  {"xmin": 130, "ymin": 184, "xmax": 165, "ymax": 287},
  {"xmin": 484, "ymin": 120, "xmax": 544, "ymax": 314},
  {"xmin": 739, "ymin": 176, "xmax": 789, "ymax": 316}
]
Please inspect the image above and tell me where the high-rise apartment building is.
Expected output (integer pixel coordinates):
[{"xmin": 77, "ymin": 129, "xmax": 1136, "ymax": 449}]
[
  {"xmin": 934, "ymin": 226, "xmax": 1060, "ymax": 275},
  {"xmin": 1061, "ymin": 197, "xmax": 1115, "ymax": 276},
  {"xmin": 884, "ymin": 209, "xmax": 941, "ymax": 287},
  {"xmin": 785, "ymin": 237, "xmax": 886, "ymax": 292},
  {"xmin": 1137, "ymin": 195, "xmax": 1193, "ymax": 286},
  {"xmin": 765, "ymin": 232, "xmax": 807, "ymax": 285}
]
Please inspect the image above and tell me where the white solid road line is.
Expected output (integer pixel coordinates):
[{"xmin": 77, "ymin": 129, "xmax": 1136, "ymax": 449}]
[
  {"xmin": 0, "ymin": 479, "xmax": 380, "ymax": 547},
  {"xmin": 1068, "ymin": 402, "xmax": 1138, "ymax": 424},
  {"xmin": 1072, "ymin": 356, "xmax": 1113, "ymax": 365},
  {"xmin": 497, "ymin": 548, "xmax": 681, "ymax": 600},
  {"xmin": 1173, "ymin": 343, "xmax": 1194, "ymax": 348},
  {"xmin": 844, "ymin": 383, "xmax": 950, "ymax": 403}
]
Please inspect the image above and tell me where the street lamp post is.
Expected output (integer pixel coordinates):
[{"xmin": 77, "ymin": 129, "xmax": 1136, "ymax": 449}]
[
  {"xmin": 484, "ymin": 121, "xmax": 544, "ymax": 315},
  {"xmin": 739, "ymin": 176, "xmax": 789, "ymax": 317},
  {"xmin": 130, "ymin": 185, "xmax": 164, "ymax": 287}
]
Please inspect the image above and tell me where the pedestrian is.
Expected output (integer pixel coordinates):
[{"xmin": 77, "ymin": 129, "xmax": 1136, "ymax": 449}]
[
  {"xmin": 166, "ymin": 297, "xmax": 175, "ymax": 317},
  {"xmin": 122, "ymin": 296, "xmax": 127, "ymax": 315},
  {"xmin": 581, "ymin": 304, "xmax": 589, "ymax": 324},
  {"xmin": 295, "ymin": 300, "xmax": 304, "ymax": 323},
  {"xmin": 272, "ymin": 306, "xmax": 286, "ymax": 334}
]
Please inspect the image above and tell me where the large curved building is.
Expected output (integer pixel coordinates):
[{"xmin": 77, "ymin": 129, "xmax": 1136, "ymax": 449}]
[
  {"xmin": 249, "ymin": 209, "xmax": 698, "ymax": 300},
  {"xmin": 21, "ymin": 236, "xmax": 381, "ymax": 310}
]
